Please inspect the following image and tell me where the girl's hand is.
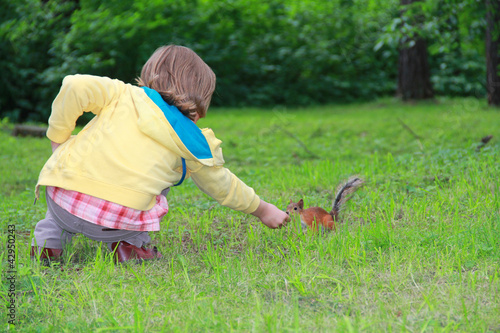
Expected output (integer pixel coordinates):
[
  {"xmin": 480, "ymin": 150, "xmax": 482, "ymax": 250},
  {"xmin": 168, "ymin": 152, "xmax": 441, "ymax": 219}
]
[
  {"xmin": 251, "ymin": 200, "xmax": 290, "ymax": 229},
  {"xmin": 51, "ymin": 141, "xmax": 61, "ymax": 153}
]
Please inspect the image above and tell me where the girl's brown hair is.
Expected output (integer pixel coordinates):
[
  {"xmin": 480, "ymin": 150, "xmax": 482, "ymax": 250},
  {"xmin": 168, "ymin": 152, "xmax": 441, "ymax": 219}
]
[{"xmin": 137, "ymin": 45, "xmax": 216, "ymax": 120}]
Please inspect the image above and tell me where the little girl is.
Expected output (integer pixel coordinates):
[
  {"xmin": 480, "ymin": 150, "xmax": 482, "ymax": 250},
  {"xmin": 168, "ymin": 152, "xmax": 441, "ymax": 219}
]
[{"xmin": 31, "ymin": 45, "xmax": 289, "ymax": 263}]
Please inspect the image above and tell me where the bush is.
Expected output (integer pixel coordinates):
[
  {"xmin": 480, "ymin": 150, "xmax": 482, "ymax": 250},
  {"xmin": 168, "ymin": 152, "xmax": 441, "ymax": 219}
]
[
  {"xmin": 0, "ymin": 0, "xmax": 487, "ymax": 123},
  {"xmin": 0, "ymin": 0, "xmax": 77, "ymax": 122}
]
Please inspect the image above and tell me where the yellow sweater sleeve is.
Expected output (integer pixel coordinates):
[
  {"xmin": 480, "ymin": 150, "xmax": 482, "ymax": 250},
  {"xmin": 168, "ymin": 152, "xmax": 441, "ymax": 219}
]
[
  {"xmin": 47, "ymin": 75, "xmax": 122, "ymax": 143},
  {"xmin": 187, "ymin": 127, "xmax": 260, "ymax": 214},
  {"xmin": 189, "ymin": 165, "xmax": 261, "ymax": 214}
]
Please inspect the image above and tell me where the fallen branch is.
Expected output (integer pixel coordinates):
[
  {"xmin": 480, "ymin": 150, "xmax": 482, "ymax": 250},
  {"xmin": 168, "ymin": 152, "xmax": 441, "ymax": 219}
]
[
  {"xmin": 274, "ymin": 124, "xmax": 319, "ymax": 158},
  {"xmin": 397, "ymin": 118, "xmax": 424, "ymax": 151},
  {"xmin": 12, "ymin": 124, "xmax": 47, "ymax": 138}
]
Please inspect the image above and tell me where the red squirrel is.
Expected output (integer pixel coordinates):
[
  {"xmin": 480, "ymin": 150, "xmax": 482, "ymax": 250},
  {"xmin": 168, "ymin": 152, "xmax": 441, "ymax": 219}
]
[{"xmin": 286, "ymin": 177, "xmax": 364, "ymax": 233}]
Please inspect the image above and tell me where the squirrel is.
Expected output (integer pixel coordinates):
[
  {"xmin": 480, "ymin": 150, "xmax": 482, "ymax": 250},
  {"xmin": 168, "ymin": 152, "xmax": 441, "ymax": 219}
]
[{"xmin": 286, "ymin": 177, "xmax": 364, "ymax": 233}]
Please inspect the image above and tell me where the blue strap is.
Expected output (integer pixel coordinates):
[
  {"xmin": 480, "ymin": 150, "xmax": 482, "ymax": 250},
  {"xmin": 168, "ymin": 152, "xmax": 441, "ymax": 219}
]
[{"xmin": 173, "ymin": 158, "xmax": 186, "ymax": 186}]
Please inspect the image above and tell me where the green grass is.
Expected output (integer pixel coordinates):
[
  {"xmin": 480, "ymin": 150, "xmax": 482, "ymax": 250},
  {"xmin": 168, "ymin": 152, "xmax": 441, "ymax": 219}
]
[{"xmin": 1, "ymin": 97, "xmax": 500, "ymax": 332}]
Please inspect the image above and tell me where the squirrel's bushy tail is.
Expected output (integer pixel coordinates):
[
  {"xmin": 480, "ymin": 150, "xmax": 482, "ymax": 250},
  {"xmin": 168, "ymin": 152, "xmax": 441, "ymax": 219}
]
[{"xmin": 330, "ymin": 176, "xmax": 364, "ymax": 220}]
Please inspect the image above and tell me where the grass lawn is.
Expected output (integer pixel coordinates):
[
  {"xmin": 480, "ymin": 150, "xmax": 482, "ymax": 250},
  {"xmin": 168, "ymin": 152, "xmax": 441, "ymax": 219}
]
[{"xmin": 1, "ymin": 97, "xmax": 499, "ymax": 332}]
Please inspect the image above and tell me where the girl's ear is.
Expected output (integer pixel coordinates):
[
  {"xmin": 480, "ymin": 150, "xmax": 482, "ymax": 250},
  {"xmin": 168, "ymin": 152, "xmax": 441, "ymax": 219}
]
[{"xmin": 298, "ymin": 199, "xmax": 304, "ymax": 209}]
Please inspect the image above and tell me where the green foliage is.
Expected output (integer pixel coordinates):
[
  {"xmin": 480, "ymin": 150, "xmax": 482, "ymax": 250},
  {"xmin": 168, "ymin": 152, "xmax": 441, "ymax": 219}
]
[
  {"xmin": 0, "ymin": 0, "xmax": 77, "ymax": 122},
  {"xmin": 0, "ymin": 0, "xmax": 490, "ymax": 122},
  {"xmin": 428, "ymin": 0, "xmax": 486, "ymax": 97},
  {"xmin": 188, "ymin": 1, "xmax": 396, "ymax": 106}
]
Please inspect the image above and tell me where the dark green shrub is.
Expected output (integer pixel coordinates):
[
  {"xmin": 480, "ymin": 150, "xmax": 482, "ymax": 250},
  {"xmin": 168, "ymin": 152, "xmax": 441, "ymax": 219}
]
[{"xmin": 0, "ymin": 0, "xmax": 488, "ymax": 123}]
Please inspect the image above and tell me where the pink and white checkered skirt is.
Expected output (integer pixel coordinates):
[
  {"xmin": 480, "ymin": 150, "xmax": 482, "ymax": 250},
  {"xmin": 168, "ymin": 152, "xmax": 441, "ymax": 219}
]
[{"xmin": 46, "ymin": 186, "xmax": 168, "ymax": 231}]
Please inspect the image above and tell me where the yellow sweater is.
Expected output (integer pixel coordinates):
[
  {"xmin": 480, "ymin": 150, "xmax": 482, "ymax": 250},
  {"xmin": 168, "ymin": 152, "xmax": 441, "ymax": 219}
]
[{"xmin": 36, "ymin": 74, "xmax": 260, "ymax": 214}]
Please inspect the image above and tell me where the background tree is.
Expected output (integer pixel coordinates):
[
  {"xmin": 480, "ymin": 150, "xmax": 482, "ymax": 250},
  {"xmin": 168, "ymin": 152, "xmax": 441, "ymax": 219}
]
[
  {"xmin": 486, "ymin": 0, "xmax": 500, "ymax": 106},
  {"xmin": 397, "ymin": 0, "xmax": 434, "ymax": 100}
]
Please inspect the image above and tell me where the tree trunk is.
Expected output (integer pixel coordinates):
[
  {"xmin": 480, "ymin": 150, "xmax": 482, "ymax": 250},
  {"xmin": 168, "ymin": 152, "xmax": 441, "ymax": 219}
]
[
  {"xmin": 397, "ymin": 0, "xmax": 434, "ymax": 101},
  {"xmin": 486, "ymin": 0, "xmax": 500, "ymax": 106}
]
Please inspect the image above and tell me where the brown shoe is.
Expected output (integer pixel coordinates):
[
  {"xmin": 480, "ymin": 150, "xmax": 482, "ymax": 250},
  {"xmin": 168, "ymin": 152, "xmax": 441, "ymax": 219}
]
[
  {"xmin": 111, "ymin": 241, "xmax": 162, "ymax": 263},
  {"xmin": 31, "ymin": 246, "xmax": 63, "ymax": 265}
]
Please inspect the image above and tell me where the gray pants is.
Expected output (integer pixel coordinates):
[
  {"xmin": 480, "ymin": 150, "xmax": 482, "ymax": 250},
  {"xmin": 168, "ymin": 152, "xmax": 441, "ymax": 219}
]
[{"xmin": 32, "ymin": 193, "xmax": 151, "ymax": 250}]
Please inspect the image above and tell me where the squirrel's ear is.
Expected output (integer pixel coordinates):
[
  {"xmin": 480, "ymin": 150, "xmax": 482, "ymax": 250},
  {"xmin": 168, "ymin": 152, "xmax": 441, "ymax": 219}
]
[
  {"xmin": 298, "ymin": 199, "xmax": 304, "ymax": 209},
  {"xmin": 289, "ymin": 199, "xmax": 293, "ymax": 203}
]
